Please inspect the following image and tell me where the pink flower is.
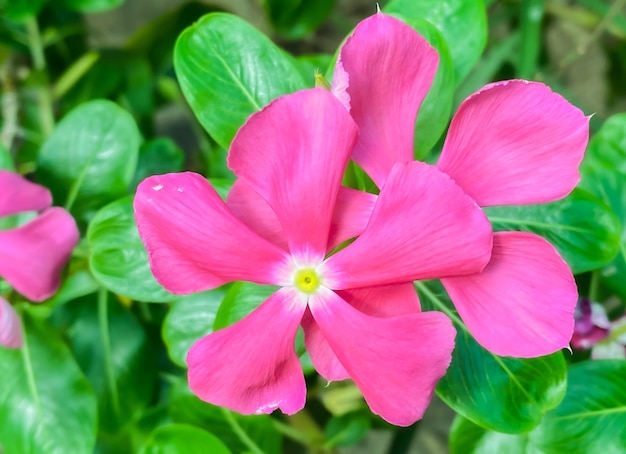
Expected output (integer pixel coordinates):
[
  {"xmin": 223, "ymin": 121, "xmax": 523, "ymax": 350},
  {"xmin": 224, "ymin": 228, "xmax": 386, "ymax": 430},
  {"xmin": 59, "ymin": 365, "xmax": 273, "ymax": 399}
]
[
  {"xmin": 135, "ymin": 88, "xmax": 494, "ymax": 425},
  {"xmin": 331, "ymin": 12, "xmax": 589, "ymax": 357},
  {"xmin": 0, "ymin": 296, "xmax": 22, "ymax": 349},
  {"xmin": 572, "ymin": 298, "xmax": 626, "ymax": 359},
  {"xmin": 0, "ymin": 170, "xmax": 79, "ymax": 348}
]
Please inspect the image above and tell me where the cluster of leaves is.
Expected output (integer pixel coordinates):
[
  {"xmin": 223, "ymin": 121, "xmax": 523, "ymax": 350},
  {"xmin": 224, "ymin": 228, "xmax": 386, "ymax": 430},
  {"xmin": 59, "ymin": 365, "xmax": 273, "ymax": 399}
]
[{"xmin": 0, "ymin": 0, "xmax": 625, "ymax": 453}]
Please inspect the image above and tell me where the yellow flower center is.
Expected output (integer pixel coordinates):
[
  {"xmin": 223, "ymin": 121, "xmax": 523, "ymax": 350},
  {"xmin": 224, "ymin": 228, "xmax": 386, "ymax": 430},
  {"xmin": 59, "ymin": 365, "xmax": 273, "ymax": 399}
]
[{"xmin": 294, "ymin": 268, "xmax": 321, "ymax": 294}]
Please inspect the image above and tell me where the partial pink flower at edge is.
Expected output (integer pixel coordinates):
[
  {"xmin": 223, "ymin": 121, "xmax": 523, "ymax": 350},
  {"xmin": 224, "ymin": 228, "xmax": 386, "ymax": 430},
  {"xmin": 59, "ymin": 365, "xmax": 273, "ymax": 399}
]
[
  {"xmin": 0, "ymin": 296, "xmax": 23, "ymax": 348},
  {"xmin": 134, "ymin": 88, "xmax": 495, "ymax": 426},
  {"xmin": 0, "ymin": 171, "xmax": 79, "ymax": 302},
  {"xmin": 571, "ymin": 298, "xmax": 626, "ymax": 359},
  {"xmin": 332, "ymin": 12, "xmax": 588, "ymax": 358}
]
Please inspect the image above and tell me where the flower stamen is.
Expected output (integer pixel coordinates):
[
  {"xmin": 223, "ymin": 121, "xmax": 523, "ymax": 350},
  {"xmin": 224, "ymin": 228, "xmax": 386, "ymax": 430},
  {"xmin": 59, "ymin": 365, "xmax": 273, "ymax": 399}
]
[{"xmin": 294, "ymin": 268, "xmax": 321, "ymax": 294}]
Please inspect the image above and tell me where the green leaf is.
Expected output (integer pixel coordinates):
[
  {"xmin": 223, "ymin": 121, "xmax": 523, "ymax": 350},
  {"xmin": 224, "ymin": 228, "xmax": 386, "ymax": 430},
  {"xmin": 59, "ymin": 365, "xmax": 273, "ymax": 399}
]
[
  {"xmin": 37, "ymin": 100, "xmax": 141, "ymax": 222},
  {"xmin": 384, "ymin": 0, "xmax": 487, "ymax": 84},
  {"xmin": 0, "ymin": 0, "xmax": 46, "ymax": 20},
  {"xmin": 325, "ymin": 411, "xmax": 371, "ymax": 448},
  {"xmin": 263, "ymin": 0, "xmax": 337, "ymax": 39},
  {"xmin": 213, "ymin": 281, "xmax": 278, "ymax": 330},
  {"xmin": 579, "ymin": 113, "xmax": 626, "ymax": 298},
  {"xmin": 169, "ymin": 379, "xmax": 282, "ymax": 453},
  {"xmin": 117, "ymin": 55, "xmax": 153, "ymax": 117},
  {"xmin": 529, "ymin": 360, "xmax": 626, "ymax": 453},
  {"xmin": 174, "ymin": 13, "xmax": 307, "ymax": 149},
  {"xmin": 44, "ymin": 269, "xmax": 100, "ymax": 308},
  {"xmin": 59, "ymin": 0, "xmax": 124, "ymax": 13},
  {"xmin": 484, "ymin": 188, "xmax": 622, "ymax": 275},
  {"xmin": 132, "ymin": 138, "xmax": 184, "ymax": 189},
  {"xmin": 163, "ymin": 288, "xmax": 229, "ymax": 367},
  {"xmin": 88, "ymin": 196, "xmax": 176, "ymax": 302},
  {"xmin": 0, "ymin": 143, "xmax": 15, "ymax": 170},
  {"xmin": 60, "ymin": 292, "xmax": 157, "ymax": 433},
  {"xmin": 449, "ymin": 416, "xmax": 531, "ymax": 454},
  {"xmin": 397, "ymin": 16, "xmax": 455, "ymax": 159},
  {"xmin": 140, "ymin": 424, "xmax": 231, "ymax": 454},
  {"xmin": 0, "ymin": 315, "xmax": 97, "ymax": 454},
  {"xmin": 450, "ymin": 361, "xmax": 626, "ymax": 453},
  {"xmin": 417, "ymin": 282, "xmax": 567, "ymax": 434}
]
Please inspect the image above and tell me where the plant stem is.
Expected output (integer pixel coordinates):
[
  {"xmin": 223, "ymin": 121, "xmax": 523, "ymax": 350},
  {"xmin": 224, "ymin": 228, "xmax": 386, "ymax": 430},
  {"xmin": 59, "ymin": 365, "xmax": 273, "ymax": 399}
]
[
  {"xmin": 588, "ymin": 271, "xmax": 600, "ymax": 302},
  {"xmin": 518, "ymin": 0, "xmax": 544, "ymax": 79},
  {"xmin": 221, "ymin": 407, "xmax": 266, "ymax": 454},
  {"xmin": 25, "ymin": 16, "xmax": 54, "ymax": 137},
  {"xmin": 19, "ymin": 310, "xmax": 41, "ymax": 412},
  {"xmin": 415, "ymin": 282, "xmax": 464, "ymax": 327}
]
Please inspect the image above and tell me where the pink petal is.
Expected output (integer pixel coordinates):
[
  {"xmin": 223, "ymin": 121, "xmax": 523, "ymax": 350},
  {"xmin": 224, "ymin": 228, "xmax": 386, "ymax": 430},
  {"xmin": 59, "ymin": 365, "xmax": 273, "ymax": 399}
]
[
  {"xmin": 437, "ymin": 80, "xmax": 589, "ymax": 206},
  {"xmin": 330, "ymin": 58, "xmax": 350, "ymax": 111},
  {"xmin": 228, "ymin": 89, "xmax": 357, "ymax": 262},
  {"xmin": 0, "ymin": 171, "xmax": 52, "ymax": 217},
  {"xmin": 336, "ymin": 12, "xmax": 439, "ymax": 188},
  {"xmin": 309, "ymin": 288, "xmax": 455, "ymax": 426},
  {"xmin": 0, "ymin": 208, "xmax": 78, "ymax": 301},
  {"xmin": 134, "ymin": 172, "xmax": 290, "ymax": 294},
  {"xmin": 227, "ymin": 181, "xmax": 376, "ymax": 254},
  {"xmin": 328, "ymin": 187, "xmax": 377, "ymax": 250},
  {"xmin": 324, "ymin": 162, "xmax": 492, "ymax": 289},
  {"xmin": 187, "ymin": 287, "xmax": 307, "ymax": 415},
  {"xmin": 302, "ymin": 310, "xmax": 349, "ymax": 381},
  {"xmin": 303, "ymin": 283, "xmax": 420, "ymax": 382},
  {"xmin": 337, "ymin": 283, "xmax": 421, "ymax": 317},
  {"xmin": 227, "ymin": 179, "xmax": 287, "ymax": 251},
  {"xmin": 441, "ymin": 231, "xmax": 577, "ymax": 357},
  {"xmin": 0, "ymin": 297, "xmax": 23, "ymax": 349}
]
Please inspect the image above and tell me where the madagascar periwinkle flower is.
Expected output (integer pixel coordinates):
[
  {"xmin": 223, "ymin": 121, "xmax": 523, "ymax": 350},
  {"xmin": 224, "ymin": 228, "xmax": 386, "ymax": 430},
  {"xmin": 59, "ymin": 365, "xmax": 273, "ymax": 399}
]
[
  {"xmin": 572, "ymin": 298, "xmax": 626, "ymax": 359},
  {"xmin": 330, "ymin": 12, "xmax": 590, "ymax": 357},
  {"xmin": 135, "ymin": 88, "xmax": 496, "ymax": 426},
  {"xmin": 0, "ymin": 170, "xmax": 79, "ymax": 349}
]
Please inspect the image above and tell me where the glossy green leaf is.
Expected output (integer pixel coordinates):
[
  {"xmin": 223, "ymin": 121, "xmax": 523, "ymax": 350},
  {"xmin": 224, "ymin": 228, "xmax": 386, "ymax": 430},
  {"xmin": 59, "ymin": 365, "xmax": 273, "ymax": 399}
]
[
  {"xmin": 439, "ymin": 331, "xmax": 566, "ymax": 434},
  {"xmin": 59, "ymin": 0, "xmax": 124, "ymax": 13},
  {"xmin": 174, "ymin": 13, "xmax": 307, "ymax": 149},
  {"xmin": 169, "ymin": 379, "xmax": 282, "ymax": 453},
  {"xmin": 61, "ymin": 293, "xmax": 157, "ymax": 433},
  {"xmin": 384, "ymin": 0, "xmax": 487, "ymax": 84},
  {"xmin": 88, "ymin": 196, "xmax": 176, "ymax": 302},
  {"xmin": 0, "ymin": 315, "xmax": 97, "ymax": 454},
  {"xmin": 263, "ymin": 0, "xmax": 336, "ymax": 39},
  {"xmin": 579, "ymin": 114, "xmax": 626, "ymax": 298},
  {"xmin": 140, "ymin": 424, "xmax": 231, "ymax": 454},
  {"xmin": 529, "ymin": 360, "xmax": 626, "ymax": 453},
  {"xmin": 37, "ymin": 100, "xmax": 141, "ymax": 222},
  {"xmin": 450, "ymin": 361, "xmax": 626, "ymax": 453},
  {"xmin": 163, "ymin": 288, "xmax": 229, "ymax": 367},
  {"xmin": 132, "ymin": 138, "xmax": 184, "ymax": 189},
  {"xmin": 213, "ymin": 281, "xmax": 278, "ymax": 330},
  {"xmin": 449, "ymin": 416, "xmax": 531, "ymax": 454},
  {"xmin": 417, "ymin": 282, "xmax": 567, "ymax": 434},
  {"xmin": 485, "ymin": 188, "xmax": 621, "ymax": 274}
]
